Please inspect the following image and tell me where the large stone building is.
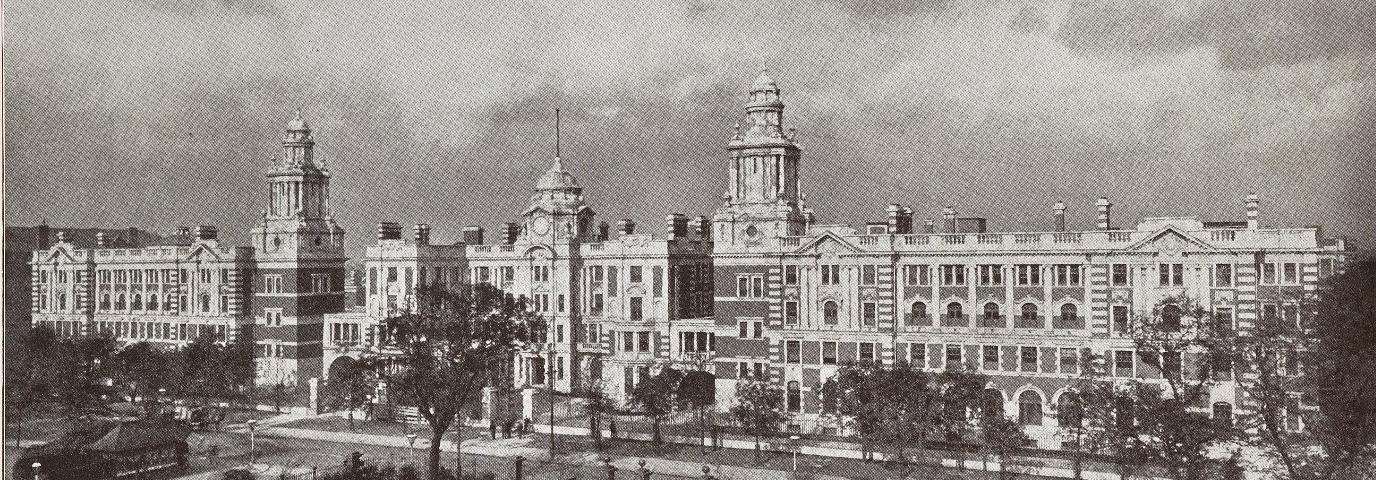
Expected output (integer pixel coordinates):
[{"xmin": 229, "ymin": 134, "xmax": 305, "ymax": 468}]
[
  {"xmin": 29, "ymin": 112, "xmax": 346, "ymax": 386},
  {"xmin": 30, "ymin": 71, "xmax": 1348, "ymax": 448}
]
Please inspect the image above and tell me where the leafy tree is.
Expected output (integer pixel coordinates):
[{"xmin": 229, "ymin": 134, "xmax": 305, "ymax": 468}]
[
  {"xmin": 173, "ymin": 334, "xmax": 253, "ymax": 408},
  {"xmin": 730, "ymin": 377, "xmax": 788, "ymax": 460},
  {"xmin": 109, "ymin": 341, "xmax": 176, "ymax": 413},
  {"xmin": 932, "ymin": 367, "xmax": 987, "ymax": 445},
  {"xmin": 361, "ymin": 283, "xmax": 540, "ymax": 480},
  {"xmin": 630, "ymin": 365, "xmax": 684, "ymax": 446},
  {"xmin": 977, "ymin": 414, "xmax": 1030, "ymax": 480},
  {"xmin": 5, "ymin": 325, "xmax": 60, "ymax": 445},
  {"xmin": 323, "ymin": 358, "xmax": 376, "ymax": 431},
  {"xmin": 1076, "ymin": 378, "xmax": 1157, "ymax": 480},
  {"xmin": 834, "ymin": 361, "xmax": 939, "ymax": 466},
  {"xmin": 1303, "ymin": 257, "xmax": 1376, "ymax": 478},
  {"xmin": 1052, "ymin": 385, "xmax": 1090, "ymax": 480},
  {"xmin": 678, "ymin": 370, "xmax": 716, "ymax": 452},
  {"xmin": 833, "ymin": 362, "xmax": 882, "ymax": 460},
  {"xmin": 572, "ymin": 381, "xmax": 614, "ymax": 450},
  {"xmin": 49, "ymin": 332, "xmax": 118, "ymax": 417}
]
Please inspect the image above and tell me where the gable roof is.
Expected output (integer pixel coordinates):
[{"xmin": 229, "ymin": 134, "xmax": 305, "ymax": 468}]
[
  {"xmin": 793, "ymin": 231, "xmax": 861, "ymax": 255},
  {"xmin": 1123, "ymin": 225, "xmax": 1214, "ymax": 252}
]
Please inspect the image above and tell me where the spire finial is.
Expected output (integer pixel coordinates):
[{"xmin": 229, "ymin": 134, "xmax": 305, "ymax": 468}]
[{"xmin": 555, "ymin": 108, "xmax": 561, "ymax": 159}]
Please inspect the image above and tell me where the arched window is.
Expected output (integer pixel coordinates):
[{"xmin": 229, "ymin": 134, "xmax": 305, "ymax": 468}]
[
  {"xmin": 786, "ymin": 381, "xmax": 801, "ymax": 412},
  {"xmin": 100, "ymin": 294, "xmax": 111, "ymax": 311},
  {"xmin": 116, "ymin": 294, "xmax": 127, "ymax": 310},
  {"xmin": 1061, "ymin": 304, "xmax": 1078, "ymax": 323},
  {"xmin": 1213, "ymin": 402, "xmax": 1233, "ymax": 427},
  {"xmin": 909, "ymin": 301, "xmax": 927, "ymax": 325},
  {"xmin": 1019, "ymin": 390, "xmax": 1044, "ymax": 426},
  {"xmin": 823, "ymin": 301, "xmax": 839, "ymax": 325},
  {"xmin": 1022, "ymin": 303, "xmax": 1038, "ymax": 322},
  {"xmin": 1057, "ymin": 392, "xmax": 1083, "ymax": 428},
  {"xmin": 201, "ymin": 294, "xmax": 211, "ymax": 312},
  {"xmin": 984, "ymin": 302, "xmax": 1000, "ymax": 320},
  {"xmin": 947, "ymin": 302, "xmax": 963, "ymax": 321},
  {"xmin": 1162, "ymin": 304, "xmax": 1183, "ymax": 331},
  {"xmin": 148, "ymin": 294, "xmax": 158, "ymax": 311},
  {"xmin": 132, "ymin": 294, "xmax": 143, "ymax": 310}
]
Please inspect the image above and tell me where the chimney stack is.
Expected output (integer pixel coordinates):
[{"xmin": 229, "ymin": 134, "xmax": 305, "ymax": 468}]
[
  {"xmin": 923, "ymin": 219, "xmax": 935, "ymax": 234},
  {"xmin": 462, "ymin": 226, "xmax": 485, "ymax": 245},
  {"xmin": 1053, "ymin": 201, "xmax": 1067, "ymax": 232},
  {"xmin": 942, "ymin": 207, "xmax": 958, "ymax": 233},
  {"xmin": 177, "ymin": 226, "xmax": 191, "ymax": 237},
  {"xmin": 901, "ymin": 207, "xmax": 914, "ymax": 234},
  {"xmin": 503, "ymin": 223, "xmax": 521, "ymax": 244},
  {"xmin": 1246, "ymin": 193, "xmax": 1260, "ymax": 229},
  {"xmin": 666, "ymin": 214, "xmax": 688, "ymax": 240},
  {"xmin": 692, "ymin": 216, "xmax": 710, "ymax": 239},
  {"xmin": 95, "ymin": 231, "xmax": 108, "ymax": 248},
  {"xmin": 377, "ymin": 222, "xmax": 402, "ymax": 240},
  {"xmin": 886, "ymin": 204, "xmax": 902, "ymax": 234},
  {"xmin": 414, "ymin": 224, "xmax": 431, "ymax": 245},
  {"xmin": 195, "ymin": 225, "xmax": 218, "ymax": 241},
  {"xmin": 597, "ymin": 221, "xmax": 610, "ymax": 241},
  {"xmin": 36, "ymin": 224, "xmax": 50, "ymax": 249},
  {"xmin": 617, "ymin": 219, "xmax": 636, "ymax": 236},
  {"xmin": 1096, "ymin": 197, "xmax": 1112, "ymax": 230}
]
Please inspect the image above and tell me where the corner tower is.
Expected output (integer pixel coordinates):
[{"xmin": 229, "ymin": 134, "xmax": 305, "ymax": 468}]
[
  {"xmin": 249, "ymin": 111, "xmax": 347, "ymax": 386},
  {"xmin": 713, "ymin": 70, "xmax": 808, "ymax": 251}
]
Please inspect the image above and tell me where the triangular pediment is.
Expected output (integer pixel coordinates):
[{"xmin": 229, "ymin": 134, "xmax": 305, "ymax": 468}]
[
  {"xmin": 795, "ymin": 232, "xmax": 860, "ymax": 255},
  {"xmin": 1123, "ymin": 226, "xmax": 1213, "ymax": 254},
  {"xmin": 43, "ymin": 246, "xmax": 78, "ymax": 263},
  {"xmin": 184, "ymin": 243, "xmax": 222, "ymax": 262}
]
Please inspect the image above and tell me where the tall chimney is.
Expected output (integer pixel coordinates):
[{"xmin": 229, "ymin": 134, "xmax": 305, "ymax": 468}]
[
  {"xmin": 177, "ymin": 226, "xmax": 191, "ymax": 237},
  {"xmin": 377, "ymin": 222, "xmax": 401, "ymax": 240},
  {"xmin": 666, "ymin": 214, "xmax": 687, "ymax": 240},
  {"xmin": 95, "ymin": 231, "xmax": 108, "ymax": 248},
  {"xmin": 414, "ymin": 224, "xmax": 431, "ymax": 245},
  {"xmin": 36, "ymin": 223, "xmax": 50, "ymax": 249},
  {"xmin": 942, "ymin": 207, "xmax": 958, "ymax": 233},
  {"xmin": 597, "ymin": 221, "xmax": 610, "ymax": 242},
  {"xmin": 886, "ymin": 204, "xmax": 902, "ymax": 234},
  {"xmin": 901, "ymin": 207, "xmax": 914, "ymax": 234},
  {"xmin": 462, "ymin": 226, "xmax": 485, "ymax": 245},
  {"xmin": 1053, "ymin": 201, "xmax": 1067, "ymax": 232},
  {"xmin": 923, "ymin": 219, "xmax": 935, "ymax": 234},
  {"xmin": 1096, "ymin": 197, "xmax": 1112, "ymax": 230},
  {"xmin": 503, "ymin": 222, "xmax": 520, "ymax": 244},
  {"xmin": 195, "ymin": 225, "xmax": 218, "ymax": 241},
  {"xmin": 1246, "ymin": 193, "xmax": 1259, "ymax": 229},
  {"xmin": 617, "ymin": 219, "xmax": 636, "ymax": 236},
  {"xmin": 692, "ymin": 216, "xmax": 710, "ymax": 239}
]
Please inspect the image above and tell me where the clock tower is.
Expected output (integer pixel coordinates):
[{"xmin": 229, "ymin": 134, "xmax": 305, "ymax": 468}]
[
  {"xmin": 523, "ymin": 155, "xmax": 596, "ymax": 245},
  {"xmin": 713, "ymin": 70, "xmax": 808, "ymax": 251},
  {"xmin": 249, "ymin": 111, "xmax": 346, "ymax": 386}
]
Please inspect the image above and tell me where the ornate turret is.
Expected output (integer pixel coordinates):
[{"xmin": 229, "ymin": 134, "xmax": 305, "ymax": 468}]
[
  {"xmin": 252, "ymin": 111, "xmax": 345, "ymax": 256},
  {"xmin": 714, "ymin": 70, "xmax": 807, "ymax": 249},
  {"xmin": 523, "ymin": 111, "xmax": 595, "ymax": 244}
]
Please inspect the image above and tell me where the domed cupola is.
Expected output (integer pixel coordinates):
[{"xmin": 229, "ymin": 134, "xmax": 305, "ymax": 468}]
[{"xmin": 535, "ymin": 156, "xmax": 582, "ymax": 193}]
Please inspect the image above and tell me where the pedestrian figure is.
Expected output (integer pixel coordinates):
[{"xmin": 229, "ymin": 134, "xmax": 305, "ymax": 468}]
[
  {"xmin": 490, "ymin": 421, "xmax": 498, "ymax": 439},
  {"xmin": 609, "ymin": 418, "xmax": 617, "ymax": 438},
  {"xmin": 503, "ymin": 420, "xmax": 512, "ymax": 439},
  {"xmin": 523, "ymin": 417, "xmax": 532, "ymax": 436}
]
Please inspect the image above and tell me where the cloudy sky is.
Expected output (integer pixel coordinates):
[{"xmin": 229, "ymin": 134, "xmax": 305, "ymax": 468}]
[{"xmin": 6, "ymin": 0, "xmax": 1375, "ymax": 253}]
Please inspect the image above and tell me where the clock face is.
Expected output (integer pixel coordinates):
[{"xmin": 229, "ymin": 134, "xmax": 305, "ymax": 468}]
[{"xmin": 532, "ymin": 215, "xmax": 551, "ymax": 235}]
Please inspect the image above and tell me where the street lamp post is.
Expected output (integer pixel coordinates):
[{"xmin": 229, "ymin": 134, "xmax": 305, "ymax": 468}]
[
  {"xmin": 31, "ymin": 461, "xmax": 42, "ymax": 480},
  {"xmin": 158, "ymin": 388, "xmax": 168, "ymax": 418},
  {"xmin": 246, "ymin": 419, "xmax": 259, "ymax": 467},
  {"xmin": 789, "ymin": 435, "xmax": 801, "ymax": 478},
  {"xmin": 406, "ymin": 433, "xmax": 417, "ymax": 465}
]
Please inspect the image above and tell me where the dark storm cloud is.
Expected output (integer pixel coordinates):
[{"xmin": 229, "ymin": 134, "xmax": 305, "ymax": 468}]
[
  {"xmin": 1059, "ymin": 0, "xmax": 1376, "ymax": 70},
  {"xmin": 5, "ymin": 0, "xmax": 1376, "ymax": 251}
]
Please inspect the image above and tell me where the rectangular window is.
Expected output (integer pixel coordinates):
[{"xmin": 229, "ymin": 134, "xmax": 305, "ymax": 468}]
[
  {"xmin": 821, "ymin": 341, "xmax": 837, "ymax": 365},
  {"xmin": 1112, "ymin": 305, "xmax": 1130, "ymax": 334},
  {"xmin": 1262, "ymin": 263, "xmax": 1278, "ymax": 285},
  {"xmin": 737, "ymin": 274, "xmax": 766, "ymax": 298},
  {"xmin": 1215, "ymin": 308, "xmax": 1234, "ymax": 331},
  {"xmin": 978, "ymin": 265, "xmax": 1003, "ymax": 286},
  {"xmin": 1015, "ymin": 265, "xmax": 1041, "ymax": 286},
  {"xmin": 1020, "ymin": 346, "xmax": 1038, "ymax": 372},
  {"xmin": 1115, "ymin": 350, "xmax": 1134, "ymax": 377},
  {"xmin": 1059, "ymin": 348, "xmax": 1078, "ymax": 374},
  {"xmin": 753, "ymin": 276, "xmax": 764, "ymax": 298},
  {"xmin": 784, "ymin": 301, "xmax": 799, "ymax": 325},
  {"xmin": 556, "ymin": 324, "xmax": 565, "ymax": 343},
  {"xmin": 983, "ymin": 345, "xmax": 1000, "ymax": 371},
  {"xmin": 630, "ymin": 266, "xmax": 643, "ymax": 284},
  {"xmin": 784, "ymin": 265, "xmax": 798, "ymax": 285},
  {"xmin": 501, "ymin": 266, "xmax": 515, "ymax": 283},
  {"xmin": 904, "ymin": 265, "xmax": 930, "ymax": 286},
  {"xmin": 861, "ymin": 265, "xmax": 878, "ymax": 285},
  {"xmin": 1263, "ymin": 304, "xmax": 1279, "ymax": 322},
  {"xmin": 1215, "ymin": 264, "xmax": 1234, "ymax": 287},
  {"xmin": 1111, "ymin": 264, "xmax": 1130, "ymax": 286},
  {"xmin": 476, "ymin": 267, "xmax": 491, "ymax": 284},
  {"xmin": 910, "ymin": 343, "xmax": 926, "ymax": 367},
  {"xmin": 786, "ymin": 340, "xmax": 801, "ymax": 364},
  {"xmin": 622, "ymin": 332, "xmax": 635, "ymax": 352},
  {"xmin": 1282, "ymin": 263, "xmax": 1298, "ymax": 284},
  {"xmin": 387, "ymin": 267, "xmax": 398, "ymax": 282},
  {"xmin": 1283, "ymin": 304, "xmax": 1300, "ymax": 329},
  {"xmin": 859, "ymin": 342, "xmax": 876, "ymax": 363},
  {"xmin": 821, "ymin": 265, "xmax": 841, "ymax": 285},
  {"xmin": 753, "ymin": 321, "xmax": 764, "ymax": 339},
  {"xmin": 946, "ymin": 344, "xmax": 962, "ymax": 366},
  {"xmin": 653, "ymin": 266, "xmax": 664, "ymax": 297},
  {"xmin": 1159, "ymin": 263, "xmax": 1184, "ymax": 287},
  {"xmin": 630, "ymin": 297, "xmax": 644, "ymax": 321},
  {"xmin": 637, "ymin": 331, "xmax": 650, "ymax": 352},
  {"xmin": 739, "ymin": 321, "xmax": 749, "ymax": 338},
  {"xmin": 941, "ymin": 265, "xmax": 966, "ymax": 286},
  {"xmin": 862, "ymin": 302, "xmax": 877, "ymax": 327},
  {"xmin": 608, "ymin": 267, "xmax": 618, "ymax": 295},
  {"xmin": 1054, "ymin": 265, "xmax": 1082, "ymax": 286}
]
